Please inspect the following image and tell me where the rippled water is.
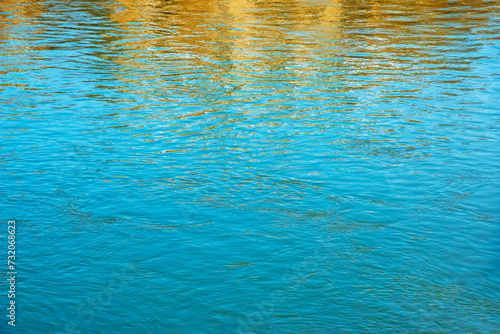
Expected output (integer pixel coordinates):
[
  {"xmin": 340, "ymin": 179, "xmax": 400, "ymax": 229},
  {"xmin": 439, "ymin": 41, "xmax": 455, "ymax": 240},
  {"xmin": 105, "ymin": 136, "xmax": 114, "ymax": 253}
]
[{"xmin": 1, "ymin": 0, "xmax": 500, "ymax": 333}]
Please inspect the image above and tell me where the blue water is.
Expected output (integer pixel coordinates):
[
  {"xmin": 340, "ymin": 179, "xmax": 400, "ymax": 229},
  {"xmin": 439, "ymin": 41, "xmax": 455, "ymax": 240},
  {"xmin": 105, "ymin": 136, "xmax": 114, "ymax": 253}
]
[{"xmin": 1, "ymin": 0, "xmax": 500, "ymax": 333}]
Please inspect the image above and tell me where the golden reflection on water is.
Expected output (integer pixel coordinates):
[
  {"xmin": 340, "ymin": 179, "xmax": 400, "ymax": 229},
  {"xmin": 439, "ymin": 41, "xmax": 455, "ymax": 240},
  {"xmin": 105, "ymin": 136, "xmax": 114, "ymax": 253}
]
[
  {"xmin": 95, "ymin": 0, "xmax": 491, "ymax": 127},
  {"xmin": 0, "ymin": 0, "xmax": 497, "ymax": 156},
  {"xmin": 101, "ymin": 0, "xmax": 490, "ymax": 61}
]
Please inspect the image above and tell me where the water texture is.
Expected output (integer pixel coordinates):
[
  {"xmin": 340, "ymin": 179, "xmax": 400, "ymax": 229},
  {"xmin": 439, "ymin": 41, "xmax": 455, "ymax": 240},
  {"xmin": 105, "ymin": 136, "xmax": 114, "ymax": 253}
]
[{"xmin": 1, "ymin": 0, "xmax": 499, "ymax": 333}]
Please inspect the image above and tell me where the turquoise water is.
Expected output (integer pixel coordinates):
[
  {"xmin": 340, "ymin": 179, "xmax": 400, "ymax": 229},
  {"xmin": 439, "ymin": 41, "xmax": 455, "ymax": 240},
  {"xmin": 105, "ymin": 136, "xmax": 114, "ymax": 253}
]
[{"xmin": 1, "ymin": 0, "xmax": 500, "ymax": 333}]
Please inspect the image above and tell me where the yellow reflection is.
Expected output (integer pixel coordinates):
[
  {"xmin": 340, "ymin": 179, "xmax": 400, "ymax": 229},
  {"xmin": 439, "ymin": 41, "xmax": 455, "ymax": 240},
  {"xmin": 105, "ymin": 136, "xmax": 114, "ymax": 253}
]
[{"xmin": 2, "ymin": 0, "xmax": 495, "ymax": 158}]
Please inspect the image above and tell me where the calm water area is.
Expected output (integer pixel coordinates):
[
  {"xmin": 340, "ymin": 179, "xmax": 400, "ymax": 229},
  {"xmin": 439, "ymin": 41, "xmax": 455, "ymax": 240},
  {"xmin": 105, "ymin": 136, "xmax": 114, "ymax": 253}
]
[{"xmin": 1, "ymin": 0, "xmax": 500, "ymax": 333}]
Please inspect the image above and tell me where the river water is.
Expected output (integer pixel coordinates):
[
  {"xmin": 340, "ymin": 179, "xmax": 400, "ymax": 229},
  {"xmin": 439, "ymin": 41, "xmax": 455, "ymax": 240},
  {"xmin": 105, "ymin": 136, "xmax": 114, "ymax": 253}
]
[{"xmin": 1, "ymin": 0, "xmax": 499, "ymax": 333}]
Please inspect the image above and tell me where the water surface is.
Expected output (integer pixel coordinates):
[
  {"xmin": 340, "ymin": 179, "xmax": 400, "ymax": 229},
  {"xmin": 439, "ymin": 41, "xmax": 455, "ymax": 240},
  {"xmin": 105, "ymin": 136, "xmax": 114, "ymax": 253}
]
[{"xmin": 1, "ymin": 0, "xmax": 500, "ymax": 333}]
